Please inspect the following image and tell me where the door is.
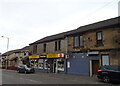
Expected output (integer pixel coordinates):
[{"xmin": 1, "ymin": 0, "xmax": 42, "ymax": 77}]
[
  {"xmin": 92, "ymin": 60, "xmax": 99, "ymax": 75},
  {"xmin": 53, "ymin": 59, "xmax": 57, "ymax": 73}
]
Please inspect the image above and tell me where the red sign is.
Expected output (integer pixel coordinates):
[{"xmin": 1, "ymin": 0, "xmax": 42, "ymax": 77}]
[
  {"xmin": 65, "ymin": 55, "xmax": 69, "ymax": 59},
  {"xmin": 58, "ymin": 53, "xmax": 64, "ymax": 58}
]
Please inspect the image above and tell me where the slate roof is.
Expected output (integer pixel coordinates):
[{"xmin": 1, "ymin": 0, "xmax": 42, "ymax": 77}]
[
  {"xmin": 66, "ymin": 16, "xmax": 120, "ymax": 35},
  {"xmin": 2, "ymin": 46, "xmax": 29, "ymax": 56},
  {"xmin": 30, "ymin": 16, "xmax": 120, "ymax": 45},
  {"xmin": 29, "ymin": 31, "xmax": 68, "ymax": 45}
]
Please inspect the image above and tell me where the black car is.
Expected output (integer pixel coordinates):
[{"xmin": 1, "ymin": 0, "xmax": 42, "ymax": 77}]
[
  {"xmin": 17, "ymin": 65, "xmax": 35, "ymax": 74},
  {"xmin": 97, "ymin": 65, "xmax": 120, "ymax": 83}
]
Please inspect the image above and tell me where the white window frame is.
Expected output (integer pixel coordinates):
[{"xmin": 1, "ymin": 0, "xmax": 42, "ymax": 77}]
[{"xmin": 102, "ymin": 55, "xmax": 109, "ymax": 66}]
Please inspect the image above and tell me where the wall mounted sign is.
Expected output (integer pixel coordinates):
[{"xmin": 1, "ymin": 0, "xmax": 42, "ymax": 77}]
[
  {"xmin": 40, "ymin": 55, "xmax": 47, "ymax": 58},
  {"xmin": 47, "ymin": 54, "xmax": 58, "ymax": 58},
  {"xmin": 58, "ymin": 53, "xmax": 64, "ymax": 58},
  {"xmin": 47, "ymin": 53, "xmax": 64, "ymax": 58},
  {"xmin": 29, "ymin": 55, "xmax": 40, "ymax": 59}
]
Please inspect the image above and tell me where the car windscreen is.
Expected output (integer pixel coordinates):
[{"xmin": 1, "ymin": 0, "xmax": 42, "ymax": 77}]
[
  {"xmin": 24, "ymin": 65, "xmax": 31, "ymax": 68},
  {"xmin": 104, "ymin": 65, "xmax": 119, "ymax": 71}
]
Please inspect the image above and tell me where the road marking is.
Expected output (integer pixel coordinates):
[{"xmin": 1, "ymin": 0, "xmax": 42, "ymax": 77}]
[{"xmin": 19, "ymin": 77, "xmax": 42, "ymax": 83}]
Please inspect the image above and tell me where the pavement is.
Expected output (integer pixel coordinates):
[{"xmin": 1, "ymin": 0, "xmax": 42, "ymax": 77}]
[{"xmin": 1, "ymin": 69, "xmax": 114, "ymax": 85}]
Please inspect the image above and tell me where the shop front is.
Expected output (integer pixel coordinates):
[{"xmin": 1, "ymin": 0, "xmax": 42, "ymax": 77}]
[
  {"xmin": 46, "ymin": 54, "xmax": 65, "ymax": 73},
  {"xmin": 29, "ymin": 55, "xmax": 41, "ymax": 70},
  {"xmin": 29, "ymin": 53, "xmax": 66, "ymax": 73}
]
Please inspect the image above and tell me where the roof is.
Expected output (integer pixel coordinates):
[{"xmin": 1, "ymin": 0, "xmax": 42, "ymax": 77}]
[
  {"xmin": 2, "ymin": 46, "xmax": 29, "ymax": 56},
  {"xmin": 30, "ymin": 16, "xmax": 120, "ymax": 45},
  {"xmin": 66, "ymin": 16, "xmax": 120, "ymax": 36},
  {"xmin": 29, "ymin": 32, "xmax": 68, "ymax": 45},
  {"xmin": 2, "ymin": 49, "xmax": 20, "ymax": 56}
]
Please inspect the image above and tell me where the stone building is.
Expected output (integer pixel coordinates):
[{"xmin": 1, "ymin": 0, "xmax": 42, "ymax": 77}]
[{"xmin": 29, "ymin": 16, "xmax": 120, "ymax": 76}]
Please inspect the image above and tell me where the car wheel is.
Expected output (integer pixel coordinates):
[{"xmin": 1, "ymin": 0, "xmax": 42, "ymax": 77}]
[
  {"xmin": 25, "ymin": 71, "xmax": 27, "ymax": 74},
  {"xmin": 17, "ymin": 70, "xmax": 20, "ymax": 73},
  {"xmin": 103, "ymin": 76, "xmax": 110, "ymax": 83}
]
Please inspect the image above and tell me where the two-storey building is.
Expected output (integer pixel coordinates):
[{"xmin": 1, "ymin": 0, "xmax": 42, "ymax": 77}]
[
  {"xmin": 29, "ymin": 32, "xmax": 68, "ymax": 73},
  {"xmin": 66, "ymin": 17, "xmax": 120, "ymax": 76},
  {"xmin": 2, "ymin": 46, "xmax": 30, "ymax": 70},
  {"xmin": 29, "ymin": 16, "xmax": 120, "ymax": 76}
]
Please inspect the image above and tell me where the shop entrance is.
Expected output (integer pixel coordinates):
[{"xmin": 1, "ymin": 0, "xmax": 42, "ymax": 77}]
[
  {"xmin": 47, "ymin": 59, "xmax": 64, "ymax": 73},
  {"xmin": 47, "ymin": 59, "xmax": 57, "ymax": 73},
  {"xmin": 92, "ymin": 60, "xmax": 99, "ymax": 75}
]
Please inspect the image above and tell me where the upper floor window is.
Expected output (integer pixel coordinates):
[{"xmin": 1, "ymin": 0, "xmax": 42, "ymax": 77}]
[
  {"xmin": 58, "ymin": 40, "xmax": 61, "ymax": 50},
  {"xmin": 43, "ymin": 44, "xmax": 46, "ymax": 52},
  {"xmin": 74, "ymin": 36, "xmax": 79, "ymax": 47},
  {"xmin": 55, "ymin": 40, "xmax": 61, "ymax": 51},
  {"xmin": 80, "ymin": 35, "xmax": 84, "ymax": 47},
  {"xmin": 33, "ymin": 45, "xmax": 37, "ymax": 54},
  {"xmin": 74, "ymin": 35, "xmax": 84, "ymax": 47},
  {"xmin": 96, "ymin": 31, "xmax": 103, "ymax": 45}
]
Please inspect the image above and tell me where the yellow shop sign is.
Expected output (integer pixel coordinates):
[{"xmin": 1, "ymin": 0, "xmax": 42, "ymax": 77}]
[
  {"xmin": 29, "ymin": 55, "xmax": 40, "ymax": 59},
  {"xmin": 47, "ymin": 54, "xmax": 58, "ymax": 58}
]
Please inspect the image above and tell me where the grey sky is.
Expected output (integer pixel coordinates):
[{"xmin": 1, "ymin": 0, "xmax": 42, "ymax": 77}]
[{"xmin": 0, "ymin": 0, "xmax": 119, "ymax": 54}]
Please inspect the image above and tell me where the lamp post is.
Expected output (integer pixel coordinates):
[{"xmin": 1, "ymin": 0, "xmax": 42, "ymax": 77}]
[{"xmin": 1, "ymin": 36, "xmax": 9, "ymax": 69}]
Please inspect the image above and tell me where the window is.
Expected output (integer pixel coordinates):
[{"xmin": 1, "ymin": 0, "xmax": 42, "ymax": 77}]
[
  {"xmin": 33, "ymin": 45, "xmax": 37, "ymax": 54},
  {"xmin": 55, "ymin": 40, "xmax": 61, "ymax": 51},
  {"xmin": 74, "ymin": 36, "xmax": 79, "ymax": 47},
  {"xmin": 102, "ymin": 55, "xmax": 109, "ymax": 66},
  {"xmin": 74, "ymin": 35, "xmax": 84, "ymax": 47},
  {"xmin": 38, "ymin": 59, "xmax": 44, "ymax": 69},
  {"xmin": 58, "ymin": 40, "xmax": 61, "ymax": 50},
  {"xmin": 43, "ymin": 44, "xmax": 46, "ymax": 52},
  {"xmin": 96, "ymin": 31, "xmax": 103, "ymax": 45},
  {"xmin": 57, "ymin": 58, "xmax": 64, "ymax": 71},
  {"xmin": 55, "ymin": 41, "xmax": 57, "ymax": 51},
  {"xmin": 80, "ymin": 35, "xmax": 84, "ymax": 47},
  {"xmin": 44, "ymin": 59, "xmax": 48, "ymax": 69}
]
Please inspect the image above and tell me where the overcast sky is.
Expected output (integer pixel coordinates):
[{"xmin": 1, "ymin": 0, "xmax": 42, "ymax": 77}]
[{"xmin": 0, "ymin": 0, "xmax": 119, "ymax": 54}]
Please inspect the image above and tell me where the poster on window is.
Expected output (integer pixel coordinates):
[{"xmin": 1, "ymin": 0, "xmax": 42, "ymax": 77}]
[
  {"xmin": 67, "ymin": 61, "xmax": 70, "ymax": 68},
  {"xmin": 38, "ymin": 59, "xmax": 44, "ymax": 69},
  {"xmin": 57, "ymin": 58, "xmax": 64, "ymax": 71}
]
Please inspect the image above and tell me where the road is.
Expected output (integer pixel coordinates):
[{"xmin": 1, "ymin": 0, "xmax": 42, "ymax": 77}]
[{"xmin": 1, "ymin": 69, "xmax": 107, "ymax": 84}]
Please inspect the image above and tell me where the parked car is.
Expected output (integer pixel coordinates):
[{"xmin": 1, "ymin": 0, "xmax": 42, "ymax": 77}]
[
  {"xmin": 97, "ymin": 65, "xmax": 120, "ymax": 83},
  {"xmin": 17, "ymin": 65, "xmax": 35, "ymax": 74}
]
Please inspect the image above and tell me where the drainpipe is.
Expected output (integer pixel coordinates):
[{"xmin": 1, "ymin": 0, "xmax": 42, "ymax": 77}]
[{"xmin": 65, "ymin": 37, "xmax": 68, "ymax": 74}]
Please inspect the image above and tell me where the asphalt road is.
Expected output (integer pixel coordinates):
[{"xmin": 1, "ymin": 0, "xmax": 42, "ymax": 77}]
[{"xmin": 1, "ymin": 69, "xmax": 107, "ymax": 84}]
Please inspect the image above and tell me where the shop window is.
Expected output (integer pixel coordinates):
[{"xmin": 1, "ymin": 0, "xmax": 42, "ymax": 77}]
[
  {"xmin": 57, "ymin": 58, "xmax": 64, "ymax": 71},
  {"xmin": 38, "ymin": 59, "xmax": 44, "ymax": 69},
  {"xmin": 44, "ymin": 59, "xmax": 50, "ymax": 70},
  {"xmin": 34, "ymin": 59, "xmax": 38, "ymax": 68},
  {"xmin": 102, "ymin": 55, "xmax": 109, "ymax": 66},
  {"xmin": 30, "ymin": 59, "xmax": 39, "ymax": 68},
  {"xmin": 30, "ymin": 59, "xmax": 35, "ymax": 67},
  {"xmin": 96, "ymin": 31, "xmax": 103, "ymax": 45}
]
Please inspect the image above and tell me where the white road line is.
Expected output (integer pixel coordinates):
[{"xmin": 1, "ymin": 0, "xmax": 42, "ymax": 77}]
[{"xmin": 19, "ymin": 77, "xmax": 42, "ymax": 83}]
